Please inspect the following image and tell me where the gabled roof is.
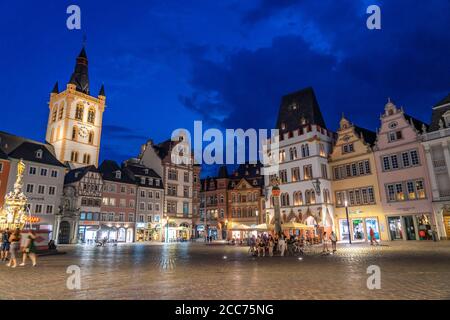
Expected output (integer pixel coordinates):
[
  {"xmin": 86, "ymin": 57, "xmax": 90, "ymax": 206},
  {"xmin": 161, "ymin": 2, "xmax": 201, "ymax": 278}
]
[
  {"xmin": 404, "ymin": 113, "xmax": 429, "ymax": 132},
  {"xmin": 153, "ymin": 139, "xmax": 179, "ymax": 160},
  {"xmin": 122, "ymin": 162, "xmax": 164, "ymax": 189},
  {"xmin": 228, "ymin": 162, "xmax": 263, "ymax": 189},
  {"xmin": 64, "ymin": 165, "xmax": 98, "ymax": 184},
  {"xmin": 429, "ymin": 93, "xmax": 450, "ymax": 132},
  {"xmin": 99, "ymin": 160, "xmax": 135, "ymax": 184},
  {"xmin": 353, "ymin": 125, "xmax": 377, "ymax": 147},
  {"xmin": 276, "ymin": 87, "xmax": 327, "ymax": 134},
  {"xmin": 7, "ymin": 142, "xmax": 65, "ymax": 168}
]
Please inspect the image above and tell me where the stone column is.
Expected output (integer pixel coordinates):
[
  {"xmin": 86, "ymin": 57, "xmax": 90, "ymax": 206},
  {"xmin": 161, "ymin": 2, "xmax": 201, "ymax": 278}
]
[
  {"xmin": 272, "ymin": 186, "xmax": 282, "ymax": 236},
  {"xmin": 424, "ymin": 145, "xmax": 439, "ymax": 199}
]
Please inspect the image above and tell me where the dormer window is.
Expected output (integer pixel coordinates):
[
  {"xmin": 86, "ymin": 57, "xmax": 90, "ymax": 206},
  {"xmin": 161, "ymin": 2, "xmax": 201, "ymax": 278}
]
[
  {"xmin": 144, "ymin": 169, "xmax": 149, "ymax": 174},
  {"xmin": 35, "ymin": 149, "xmax": 43, "ymax": 159},
  {"xmin": 141, "ymin": 177, "xmax": 145, "ymax": 184},
  {"xmin": 253, "ymin": 180, "xmax": 258, "ymax": 186},
  {"xmin": 115, "ymin": 171, "xmax": 121, "ymax": 179},
  {"xmin": 443, "ymin": 111, "xmax": 450, "ymax": 128},
  {"xmin": 281, "ymin": 123, "xmax": 286, "ymax": 130}
]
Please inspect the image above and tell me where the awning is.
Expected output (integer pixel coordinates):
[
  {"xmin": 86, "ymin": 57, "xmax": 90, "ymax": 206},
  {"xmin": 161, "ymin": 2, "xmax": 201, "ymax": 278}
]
[
  {"xmin": 281, "ymin": 222, "xmax": 315, "ymax": 230},
  {"xmin": 253, "ymin": 223, "xmax": 274, "ymax": 231},
  {"xmin": 228, "ymin": 223, "xmax": 251, "ymax": 231}
]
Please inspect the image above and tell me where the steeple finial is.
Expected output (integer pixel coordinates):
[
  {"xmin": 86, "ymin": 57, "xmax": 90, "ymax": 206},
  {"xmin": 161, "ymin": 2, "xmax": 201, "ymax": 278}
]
[
  {"xmin": 51, "ymin": 81, "xmax": 59, "ymax": 94},
  {"xmin": 99, "ymin": 84, "xmax": 105, "ymax": 97},
  {"xmin": 69, "ymin": 45, "xmax": 90, "ymax": 94}
]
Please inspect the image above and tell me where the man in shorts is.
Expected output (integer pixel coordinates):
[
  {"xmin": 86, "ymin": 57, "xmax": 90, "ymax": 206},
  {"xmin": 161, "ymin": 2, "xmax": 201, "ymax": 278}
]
[{"xmin": 1, "ymin": 228, "xmax": 11, "ymax": 261}]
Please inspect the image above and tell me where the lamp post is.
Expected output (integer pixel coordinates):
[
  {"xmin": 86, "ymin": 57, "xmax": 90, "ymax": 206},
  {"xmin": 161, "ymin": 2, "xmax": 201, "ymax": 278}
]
[
  {"xmin": 344, "ymin": 200, "xmax": 352, "ymax": 244},
  {"xmin": 164, "ymin": 213, "xmax": 169, "ymax": 243}
]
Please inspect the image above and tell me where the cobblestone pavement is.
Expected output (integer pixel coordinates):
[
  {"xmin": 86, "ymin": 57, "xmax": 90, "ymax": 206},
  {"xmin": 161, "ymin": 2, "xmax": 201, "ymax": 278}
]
[{"xmin": 1, "ymin": 241, "xmax": 450, "ymax": 300}]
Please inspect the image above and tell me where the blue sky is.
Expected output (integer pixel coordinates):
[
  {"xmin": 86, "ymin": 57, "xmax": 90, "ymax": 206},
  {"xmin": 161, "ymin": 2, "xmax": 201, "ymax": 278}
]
[{"xmin": 0, "ymin": 0, "xmax": 449, "ymax": 177}]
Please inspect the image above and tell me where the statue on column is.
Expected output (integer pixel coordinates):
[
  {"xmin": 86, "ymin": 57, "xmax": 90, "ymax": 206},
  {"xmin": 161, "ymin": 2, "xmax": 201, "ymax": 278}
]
[{"xmin": 270, "ymin": 176, "xmax": 282, "ymax": 237}]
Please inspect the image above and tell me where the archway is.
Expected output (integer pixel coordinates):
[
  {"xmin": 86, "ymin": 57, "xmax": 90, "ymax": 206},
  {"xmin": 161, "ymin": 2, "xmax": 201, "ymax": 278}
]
[{"xmin": 58, "ymin": 221, "xmax": 71, "ymax": 244}]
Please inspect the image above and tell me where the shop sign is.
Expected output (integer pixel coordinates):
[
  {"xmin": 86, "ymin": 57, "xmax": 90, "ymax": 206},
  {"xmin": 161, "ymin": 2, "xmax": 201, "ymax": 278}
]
[
  {"xmin": 136, "ymin": 222, "xmax": 146, "ymax": 228},
  {"xmin": 79, "ymin": 221, "xmax": 99, "ymax": 226}
]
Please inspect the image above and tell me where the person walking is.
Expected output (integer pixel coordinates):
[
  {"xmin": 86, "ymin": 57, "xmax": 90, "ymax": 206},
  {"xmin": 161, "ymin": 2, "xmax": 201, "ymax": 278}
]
[
  {"xmin": 1, "ymin": 228, "xmax": 10, "ymax": 261},
  {"xmin": 369, "ymin": 227, "xmax": 379, "ymax": 246},
  {"xmin": 20, "ymin": 231, "xmax": 37, "ymax": 267},
  {"xmin": 330, "ymin": 231, "xmax": 337, "ymax": 253},
  {"xmin": 322, "ymin": 231, "xmax": 329, "ymax": 253},
  {"xmin": 6, "ymin": 229, "xmax": 21, "ymax": 268}
]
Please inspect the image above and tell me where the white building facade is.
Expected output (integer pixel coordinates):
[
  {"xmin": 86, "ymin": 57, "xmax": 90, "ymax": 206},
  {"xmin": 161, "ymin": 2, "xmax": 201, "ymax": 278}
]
[
  {"xmin": 421, "ymin": 93, "xmax": 450, "ymax": 239},
  {"xmin": 264, "ymin": 88, "xmax": 335, "ymax": 235}
]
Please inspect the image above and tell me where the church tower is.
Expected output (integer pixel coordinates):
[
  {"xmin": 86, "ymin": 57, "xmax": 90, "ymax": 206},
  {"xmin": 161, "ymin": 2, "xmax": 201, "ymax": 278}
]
[{"xmin": 46, "ymin": 47, "xmax": 106, "ymax": 168}]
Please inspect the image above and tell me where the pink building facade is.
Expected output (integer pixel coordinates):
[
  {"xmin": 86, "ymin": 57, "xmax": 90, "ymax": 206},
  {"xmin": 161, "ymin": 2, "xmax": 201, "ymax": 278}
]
[{"xmin": 374, "ymin": 100, "xmax": 435, "ymax": 241}]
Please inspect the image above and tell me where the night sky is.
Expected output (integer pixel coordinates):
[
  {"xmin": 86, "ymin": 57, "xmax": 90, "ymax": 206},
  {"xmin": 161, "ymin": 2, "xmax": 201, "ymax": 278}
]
[{"xmin": 1, "ymin": 0, "xmax": 449, "ymax": 177}]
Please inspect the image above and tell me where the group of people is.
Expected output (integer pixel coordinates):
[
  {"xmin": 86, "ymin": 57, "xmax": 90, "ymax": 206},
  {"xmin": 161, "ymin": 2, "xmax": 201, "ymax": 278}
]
[
  {"xmin": 248, "ymin": 231, "xmax": 342, "ymax": 257},
  {"xmin": 1, "ymin": 228, "xmax": 37, "ymax": 268}
]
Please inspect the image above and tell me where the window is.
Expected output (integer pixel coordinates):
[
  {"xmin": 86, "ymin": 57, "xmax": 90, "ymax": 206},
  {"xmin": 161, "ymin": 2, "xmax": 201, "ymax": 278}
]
[
  {"xmin": 342, "ymin": 143, "xmax": 354, "ymax": 154},
  {"xmin": 406, "ymin": 181, "xmax": 416, "ymax": 200},
  {"xmin": 35, "ymin": 150, "xmax": 43, "ymax": 159},
  {"xmin": 88, "ymin": 131, "xmax": 94, "ymax": 144},
  {"xmin": 26, "ymin": 184, "xmax": 34, "ymax": 193},
  {"xmin": 155, "ymin": 192, "xmax": 160, "ymax": 199},
  {"xmin": 128, "ymin": 214, "xmax": 134, "ymax": 222},
  {"xmin": 38, "ymin": 185, "xmax": 45, "ymax": 194},
  {"xmin": 109, "ymin": 198, "xmax": 116, "ymax": 206},
  {"xmin": 291, "ymin": 167, "xmax": 300, "ymax": 182},
  {"xmin": 147, "ymin": 215, "xmax": 152, "ymax": 223},
  {"xmin": 75, "ymin": 103, "xmax": 84, "ymax": 120},
  {"xmin": 120, "ymin": 186, "xmax": 126, "ymax": 193},
  {"xmin": 391, "ymin": 155, "xmax": 399, "ymax": 169},
  {"xmin": 52, "ymin": 107, "xmax": 57, "ymax": 122},
  {"xmin": 71, "ymin": 151, "xmax": 79, "ymax": 162},
  {"xmin": 183, "ymin": 186, "xmax": 189, "ymax": 197},
  {"xmin": 321, "ymin": 164, "xmax": 328, "ymax": 179},
  {"xmin": 40, "ymin": 168, "xmax": 48, "ymax": 176},
  {"xmin": 29, "ymin": 166, "xmax": 36, "ymax": 175},
  {"xmin": 367, "ymin": 187, "xmax": 375, "ymax": 203},
  {"xmin": 410, "ymin": 150, "xmax": 419, "ymax": 166},
  {"xmin": 148, "ymin": 203, "xmax": 152, "ymax": 211},
  {"xmin": 361, "ymin": 189, "xmax": 368, "ymax": 204},
  {"xmin": 35, "ymin": 204, "xmax": 43, "ymax": 214},
  {"xmin": 119, "ymin": 199, "xmax": 126, "ymax": 207},
  {"xmin": 102, "ymin": 198, "xmax": 108, "ymax": 206},
  {"xmin": 364, "ymin": 160, "xmax": 371, "ymax": 174},
  {"xmin": 416, "ymin": 180, "xmax": 425, "ymax": 199},
  {"xmin": 119, "ymin": 213, "xmax": 124, "ymax": 221},
  {"xmin": 108, "ymin": 213, "xmax": 114, "ymax": 221},
  {"xmin": 58, "ymin": 105, "xmax": 64, "ymax": 120},
  {"xmin": 140, "ymin": 190, "xmax": 145, "ymax": 197},
  {"xmin": 402, "ymin": 152, "xmax": 410, "ymax": 167},
  {"xmin": 129, "ymin": 200, "xmax": 135, "ymax": 208},
  {"xmin": 46, "ymin": 205, "xmax": 53, "ymax": 214},
  {"xmin": 139, "ymin": 202, "xmax": 145, "ymax": 210},
  {"xmin": 351, "ymin": 163, "xmax": 357, "ymax": 176},
  {"xmin": 388, "ymin": 130, "xmax": 402, "ymax": 142},
  {"xmin": 301, "ymin": 144, "xmax": 310, "ymax": 157},
  {"xmin": 319, "ymin": 144, "xmax": 326, "ymax": 157},
  {"xmin": 383, "ymin": 156, "xmax": 390, "ymax": 171},
  {"xmin": 48, "ymin": 186, "xmax": 56, "ymax": 195},
  {"xmin": 303, "ymin": 165, "xmax": 313, "ymax": 180},
  {"xmin": 395, "ymin": 183, "xmax": 404, "ymax": 201},
  {"xmin": 168, "ymin": 169, "xmax": 178, "ymax": 180},
  {"xmin": 279, "ymin": 150, "xmax": 286, "ymax": 162},
  {"xmin": 294, "ymin": 191, "xmax": 303, "ymax": 206},
  {"xmin": 184, "ymin": 172, "xmax": 189, "ymax": 182},
  {"xmin": 349, "ymin": 190, "xmax": 355, "ymax": 206},
  {"xmin": 72, "ymin": 126, "xmax": 78, "ymax": 140},
  {"xmin": 183, "ymin": 202, "xmax": 189, "ymax": 215},
  {"xmin": 148, "ymin": 191, "xmax": 153, "ymax": 198},
  {"xmin": 51, "ymin": 170, "xmax": 58, "ymax": 178},
  {"xmin": 87, "ymin": 108, "xmax": 95, "ymax": 124},
  {"xmin": 168, "ymin": 185, "xmax": 177, "ymax": 196},
  {"xmin": 279, "ymin": 170, "xmax": 288, "ymax": 183},
  {"xmin": 155, "ymin": 204, "xmax": 160, "ymax": 212}
]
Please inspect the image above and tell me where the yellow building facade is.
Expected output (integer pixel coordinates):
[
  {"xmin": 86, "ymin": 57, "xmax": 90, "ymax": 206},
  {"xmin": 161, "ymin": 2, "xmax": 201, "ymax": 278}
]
[{"xmin": 330, "ymin": 117, "xmax": 388, "ymax": 242}]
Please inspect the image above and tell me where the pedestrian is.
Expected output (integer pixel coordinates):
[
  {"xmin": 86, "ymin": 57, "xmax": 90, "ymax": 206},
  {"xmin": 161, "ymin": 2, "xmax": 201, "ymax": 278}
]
[
  {"xmin": 259, "ymin": 237, "xmax": 266, "ymax": 257},
  {"xmin": 6, "ymin": 228, "xmax": 21, "ymax": 268},
  {"xmin": 279, "ymin": 235, "xmax": 286, "ymax": 256},
  {"xmin": 322, "ymin": 232, "xmax": 329, "ymax": 253},
  {"xmin": 330, "ymin": 231, "xmax": 337, "ymax": 253},
  {"xmin": 1, "ymin": 228, "xmax": 10, "ymax": 261},
  {"xmin": 369, "ymin": 227, "xmax": 379, "ymax": 245},
  {"xmin": 20, "ymin": 231, "xmax": 37, "ymax": 267},
  {"xmin": 268, "ymin": 237, "xmax": 274, "ymax": 257}
]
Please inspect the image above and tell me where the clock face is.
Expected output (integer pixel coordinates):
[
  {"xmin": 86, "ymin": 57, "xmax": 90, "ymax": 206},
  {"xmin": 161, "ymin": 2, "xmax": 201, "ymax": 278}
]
[{"xmin": 78, "ymin": 126, "xmax": 89, "ymax": 138}]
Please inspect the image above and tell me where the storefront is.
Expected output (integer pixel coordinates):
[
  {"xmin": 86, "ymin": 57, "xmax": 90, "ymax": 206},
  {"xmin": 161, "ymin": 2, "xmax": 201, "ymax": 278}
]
[
  {"xmin": 136, "ymin": 222, "xmax": 162, "ymax": 242},
  {"xmin": 338, "ymin": 217, "xmax": 381, "ymax": 242},
  {"xmin": 387, "ymin": 213, "xmax": 433, "ymax": 241}
]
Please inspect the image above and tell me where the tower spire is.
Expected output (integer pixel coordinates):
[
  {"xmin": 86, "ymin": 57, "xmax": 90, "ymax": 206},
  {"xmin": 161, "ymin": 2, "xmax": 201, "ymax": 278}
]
[{"xmin": 69, "ymin": 44, "xmax": 90, "ymax": 94}]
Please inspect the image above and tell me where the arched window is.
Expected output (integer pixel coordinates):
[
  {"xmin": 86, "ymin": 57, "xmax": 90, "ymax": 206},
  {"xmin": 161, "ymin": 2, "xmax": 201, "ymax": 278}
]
[
  {"xmin": 58, "ymin": 105, "xmax": 64, "ymax": 120},
  {"xmin": 51, "ymin": 106, "xmax": 57, "ymax": 122},
  {"xmin": 281, "ymin": 193, "xmax": 290, "ymax": 206},
  {"xmin": 88, "ymin": 131, "xmax": 94, "ymax": 144},
  {"xmin": 72, "ymin": 126, "xmax": 78, "ymax": 140},
  {"xmin": 319, "ymin": 143, "xmax": 326, "ymax": 157},
  {"xmin": 83, "ymin": 153, "xmax": 91, "ymax": 164},
  {"xmin": 220, "ymin": 195, "xmax": 224, "ymax": 203},
  {"xmin": 232, "ymin": 208, "xmax": 236, "ymax": 218},
  {"xmin": 305, "ymin": 190, "xmax": 311, "ymax": 205},
  {"xmin": 294, "ymin": 191, "xmax": 303, "ymax": 206},
  {"xmin": 71, "ymin": 151, "xmax": 79, "ymax": 162},
  {"xmin": 232, "ymin": 193, "xmax": 236, "ymax": 203},
  {"xmin": 87, "ymin": 108, "xmax": 95, "ymax": 124},
  {"xmin": 87, "ymin": 154, "xmax": 91, "ymax": 164},
  {"xmin": 237, "ymin": 208, "xmax": 241, "ymax": 218},
  {"xmin": 75, "ymin": 103, "xmax": 84, "ymax": 120},
  {"xmin": 310, "ymin": 190, "xmax": 316, "ymax": 204}
]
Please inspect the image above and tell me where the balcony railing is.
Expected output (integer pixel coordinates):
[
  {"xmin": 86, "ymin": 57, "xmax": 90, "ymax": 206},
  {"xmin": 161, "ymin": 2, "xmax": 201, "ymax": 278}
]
[{"xmin": 433, "ymin": 159, "xmax": 447, "ymax": 168}]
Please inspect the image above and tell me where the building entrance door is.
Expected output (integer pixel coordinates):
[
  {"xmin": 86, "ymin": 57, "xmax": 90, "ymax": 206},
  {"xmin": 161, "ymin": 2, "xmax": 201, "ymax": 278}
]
[
  {"xmin": 58, "ymin": 221, "xmax": 71, "ymax": 244},
  {"xmin": 388, "ymin": 217, "xmax": 403, "ymax": 240},
  {"xmin": 352, "ymin": 219, "xmax": 365, "ymax": 241},
  {"xmin": 403, "ymin": 216, "xmax": 416, "ymax": 240}
]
